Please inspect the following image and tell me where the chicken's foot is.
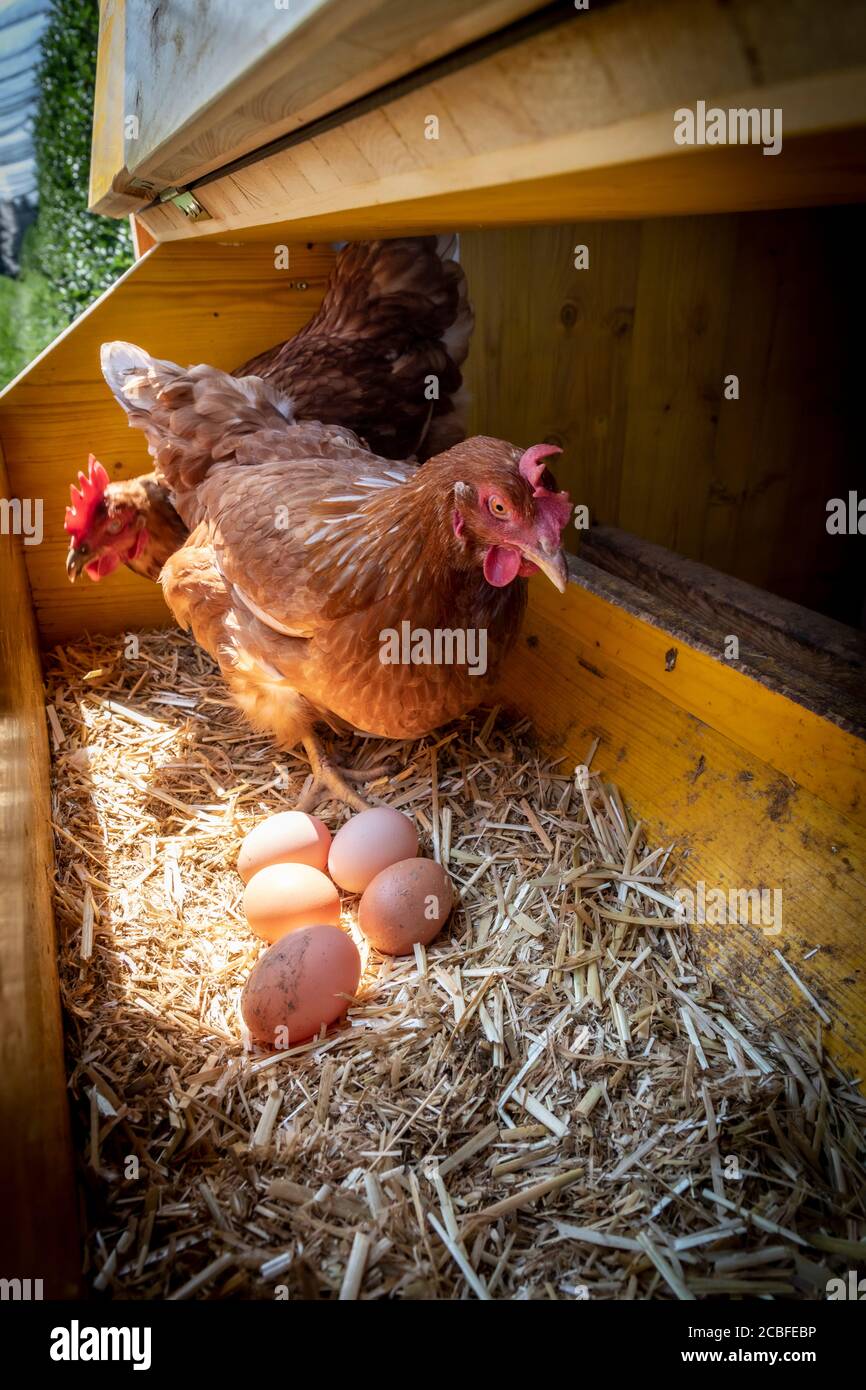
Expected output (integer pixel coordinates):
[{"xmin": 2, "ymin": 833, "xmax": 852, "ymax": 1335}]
[
  {"xmin": 299, "ymin": 733, "xmax": 371, "ymax": 812},
  {"xmin": 334, "ymin": 763, "xmax": 394, "ymax": 783}
]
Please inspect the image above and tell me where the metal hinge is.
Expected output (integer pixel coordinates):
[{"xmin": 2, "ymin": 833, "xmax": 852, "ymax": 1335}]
[{"xmin": 158, "ymin": 188, "xmax": 211, "ymax": 221}]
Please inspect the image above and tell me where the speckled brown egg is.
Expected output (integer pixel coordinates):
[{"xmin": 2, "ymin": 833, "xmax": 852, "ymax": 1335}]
[
  {"xmin": 358, "ymin": 857, "xmax": 453, "ymax": 955},
  {"xmin": 241, "ymin": 924, "xmax": 361, "ymax": 1047},
  {"xmin": 237, "ymin": 810, "xmax": 331, "ymax": 883},
  {"xmin": 327, "ymin": 807, "xmax": 419, "ymax": 894},
  {"xmin": 243, "ymin": 862, "xmax": 340, "ymax": 943}
]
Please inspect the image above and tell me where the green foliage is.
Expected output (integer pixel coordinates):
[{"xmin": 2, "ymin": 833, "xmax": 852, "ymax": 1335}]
[
  {"xmin": 0, "ymin": 0, "xmax": 134, "ymax": 386},
  {"xmin": 0, "ymin": 237, "xmax": 67, "ymax": 387},
  {"xmin": 30, "ymin": 0, "xmax": 133, "ymax": 319}
]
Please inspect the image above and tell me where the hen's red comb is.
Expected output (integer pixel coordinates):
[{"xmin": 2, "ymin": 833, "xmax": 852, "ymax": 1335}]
[
  {"xmin": 518, "ymin": 442, "xmax": 562, "ymax": 489},
  {"xmin": 65, "ymin": 455, "xmax": 109, "ymax": 538},
  {"xmin": 518, "ymin": 442, "xmax": 572, "ymax": 540}
]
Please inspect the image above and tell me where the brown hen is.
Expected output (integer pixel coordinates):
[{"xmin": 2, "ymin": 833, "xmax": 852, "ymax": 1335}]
[
  {"xmin": 66, "ymin": 236, "xmax": 472, "ymax": 583},
  {"xmin": 101, "ymin": 343, "xmax": 572, "ymax": 808}
]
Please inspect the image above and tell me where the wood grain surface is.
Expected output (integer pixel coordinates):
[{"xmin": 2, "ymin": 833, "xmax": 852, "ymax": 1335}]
[
  {"xmin": 501, "ymin": 562, "xmax": 866, "ymax": 1082},
  {"xmin": 131, "ymin": 0, "xmax": 866, "ymax": 243},
  {"xmin": 0, "ymin": 445, "xmax": 81, "ymax": 1295}
]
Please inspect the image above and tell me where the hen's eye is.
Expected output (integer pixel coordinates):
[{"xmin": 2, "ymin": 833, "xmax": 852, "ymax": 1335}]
[
  {"xmin": 106, "ymin": 519, "xmax": 122, "ymax": 534},
  {"xmin": 488, "ymin": 497, "xmax": 509, "ymax": 518}
]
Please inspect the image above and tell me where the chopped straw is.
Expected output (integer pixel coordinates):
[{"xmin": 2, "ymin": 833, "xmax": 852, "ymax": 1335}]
[{"xmin": 47, "ymin": 629, "xmax": 866, "ymax": 1300}]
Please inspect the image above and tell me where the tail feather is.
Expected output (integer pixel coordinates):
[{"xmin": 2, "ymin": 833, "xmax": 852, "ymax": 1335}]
[{"xmin": 100, "ymin": 342, "xmax": 293, "ymax": 516}]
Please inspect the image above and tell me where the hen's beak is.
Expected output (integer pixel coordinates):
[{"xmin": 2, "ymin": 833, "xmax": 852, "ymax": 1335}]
[
  {"xmin": 66, "ymin": 545, "xmax": 87, "ymax": 582},
  {"xmin": 520, "ymin": 542, "xmax": 569, "ymax": 594}
]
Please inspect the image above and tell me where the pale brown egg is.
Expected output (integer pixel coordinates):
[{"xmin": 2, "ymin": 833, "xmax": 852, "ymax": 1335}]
[
  {"xmin": 243, "ymin": 862, "xmax": 340, "ymax": 943},
  {"xmin": 328, "ymin": 806, "xmax": 419, "ymax": 894},
  {"xmin": 241, "ymin": 924, "xmax": 361, "ymax": 1047},
  {"xmin": 237, "ymin": 810, "xmax": 331, "ymax": 883},
  {"xmin": 358, "ymin": 857, "xmax": 453, "ymax": 955}
]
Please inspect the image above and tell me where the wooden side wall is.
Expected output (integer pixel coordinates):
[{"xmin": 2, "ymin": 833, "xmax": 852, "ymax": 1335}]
[
  {"xmin": 0, "ymin": 447, "xmax": 80, "ymax": 1296},
  {"xmin": 501, "ymin": 566, "xmax": 866, "ymax": 1083},
  {"xmin": 462, "ymin": 207, "xmax": 865, "ymax": 626}
]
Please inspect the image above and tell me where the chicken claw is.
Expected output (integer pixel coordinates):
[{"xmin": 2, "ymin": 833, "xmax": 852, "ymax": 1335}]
[{"xmin": 299, "ymin": 734, "xmax": 372, "ymax": 812}]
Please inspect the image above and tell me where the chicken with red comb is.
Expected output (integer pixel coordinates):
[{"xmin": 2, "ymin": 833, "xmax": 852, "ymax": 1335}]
[
  {"xmin": 65, "ymin": 235, "xmax": 473, "ymax": 587},
  {"xmin": 100, "ymin": 341, "xmax": 573, "ymax": 808},
  {"xmin": 65, "ymin": 454, "xmax": 187, "ymax": 581}
]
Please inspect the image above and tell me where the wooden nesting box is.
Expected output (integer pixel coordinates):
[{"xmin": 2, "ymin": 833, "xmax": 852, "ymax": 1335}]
[{"xmin": 1, "ymin": 0, "xmax": 865, "ymax": 1297}]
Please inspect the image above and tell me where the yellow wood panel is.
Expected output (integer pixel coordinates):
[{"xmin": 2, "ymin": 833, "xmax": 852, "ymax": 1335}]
[
  {"xmin": 89, "ymin": 0, "xmax": 141, "ymax": 216},
  {"xmin": 524, "ymin": 576, "xmax": 866, "ymax": 825},
  {"xmin": 0, "ymin": 240, "xmax": 336, "ymax": 647},
  {"xmin": 500, "ymin": 574, "xmax": 866, "ymax": 1081},
  {"xmin": 0, "ymin": 446, "xmax": 80, "ymax": 1295}
]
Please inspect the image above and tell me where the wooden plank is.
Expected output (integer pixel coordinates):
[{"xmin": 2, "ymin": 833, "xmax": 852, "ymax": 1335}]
[
  {"xmin": 617, "ymin": 217, "xmax": 739, "ymax": 552},
  {"xmin": 89, "ymin": 0, "xmax": 141, "ymax": 215},
  {"xmin": 541, "ymin": 561, "xmax": 866, "ymax": 822},
  {"xmin": 90, "ymin": 0, "xmax": 546, "ymax": 213},
  {"xmin": 144, "ymin": 125, "xmax": 866, "ymax": 244},
  {"xmin": 133, "ymin": 0, "xmax": 866, "ymax": 243},
  {"xmin": 461, "ymin": 223, "xmax": 641, "ymax": 537},
  {"xmin": 582, "ymin": 526, "xmax": 866, "ymax": 733},
  {"xmin": 0, "ymin": 445, "xmax": 81, "ymax": 1296},
  {"xmin": 499, "ymin": 565, "xmax": 866, "ymax": 1081},
  {"xmin": 0, "ymin": 240, "xmax": 336, "ymax": 647},
  {"xmin": 129, "ymin": 214, "xmax": 157, "ymax": 260}
]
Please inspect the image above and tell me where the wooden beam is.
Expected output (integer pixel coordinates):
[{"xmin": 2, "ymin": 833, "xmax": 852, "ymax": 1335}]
[
  {"xmin": 129, "ymin": 214, "xmax": 157, "ymax": 260},
  {"xmin": 89, "ymin": 0, "xmax": 141, "ymax": 216},
  {"xmin": 90, "ymin": 0, "xmax": 546, "ymax": 214},
  {"xmin": 134, "ymin": 0, "xmax": 866, "ymax": 244},
  {"xmin": 499, "ymin": 562, "xmax": 866, "ymax": 1081},
  {"xmin": 580, "ymin": 526, "xmax": 866, "ymax": 732},
  {"xmin": 0, "ymin": 446, "xmax": 81, "ymax": 1297}
]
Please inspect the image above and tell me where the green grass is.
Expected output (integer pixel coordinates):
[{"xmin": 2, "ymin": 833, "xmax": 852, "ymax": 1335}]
[{"xmin": 0, "ymin": 237, "xmax": 68, "ymax": 388}]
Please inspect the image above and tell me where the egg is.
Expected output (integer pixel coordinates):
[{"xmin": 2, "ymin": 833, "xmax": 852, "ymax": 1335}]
[
  {"xmin": 242, "ymin": 924, "xmax": 361, "ymax": 1047},
  {"xmin": 358, "ymin": 857, "xmax": 453, "ymax": 955},
  {"xmin": 328, "ymin": 806, "xmax": 419, "ymax": 894},
  {"xmin": 237, "ymin": 810, "xmax": 331, "ymax": 883},
  {"xmin": 243, "ymin": 862, "xmax": 340, "ymax": 943}
]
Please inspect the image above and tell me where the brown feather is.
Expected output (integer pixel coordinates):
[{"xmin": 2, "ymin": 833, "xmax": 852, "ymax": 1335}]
[
  {"xmin": 236, "ymin": 236, "xmax": 473, "ymax": 460},
  {"xmin": 106, "ymin": 475, "xmax": 188, "ymax": 579},
  {"xmin": 150, "ymin": 390, "xmax": 530, "ymax": 745},
  {"xmin": 115, "ymin": 350, "xmax": 569, "ymax": 760},
  {"xmin": 84, "ymin": 237, "xmax": 473, "ymax": 584}
]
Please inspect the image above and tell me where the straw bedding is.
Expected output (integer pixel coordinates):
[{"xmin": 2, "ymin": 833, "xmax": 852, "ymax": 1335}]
[{"xmin": 46, "ymin": 628, "xmax": 866, "ymax": 1300}]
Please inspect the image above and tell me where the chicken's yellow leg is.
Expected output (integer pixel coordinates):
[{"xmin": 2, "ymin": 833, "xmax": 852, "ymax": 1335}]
[{"xmin": 300, "ymin": 732, "xmax": 371, "ymax": 812}]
